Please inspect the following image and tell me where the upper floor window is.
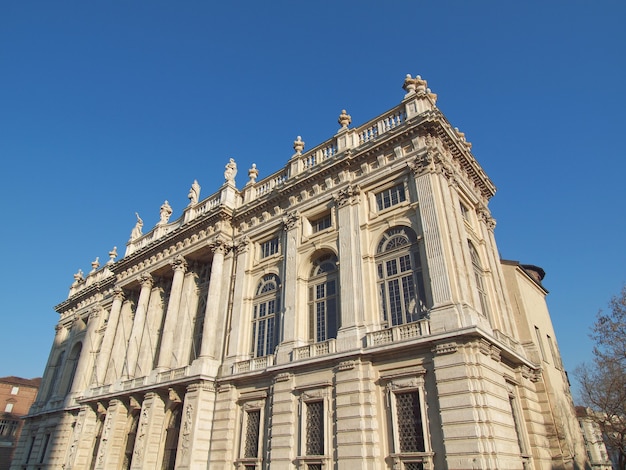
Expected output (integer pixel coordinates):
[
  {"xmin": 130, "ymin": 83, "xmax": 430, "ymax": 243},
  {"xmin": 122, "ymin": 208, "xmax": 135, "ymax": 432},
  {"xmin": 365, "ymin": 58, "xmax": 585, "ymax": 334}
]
[
  {"xmin": 308, "ymin": 254, "xmax": 339, "ymax": 342},
  {"xmin": 260, "ymin": 237, "xmax": 279, "ymax": 259},
  {"xmin": 468, "ymin": 242, "xmax": 490, "ymax": 316},
  {"xmin": 376, "ymin": 227, "xmax": 427, "ymax": 326},
  {"xmin": 460, "ymin": 201, "xmax": 470, "ymax": 222},
  {"xmin": 376, "ymin": 183, "xmax": 406, "ymax": 211},
  {"xmin": 10, "ymin": 386, "xmax": 18, "ymax": 395},
  {"xmin": 252, "ymin": 274, "xmax": 280, "ymax": 358},
  {"xmin": 311, "ymin": 212, "xmax": 332, "ymax": 233}
]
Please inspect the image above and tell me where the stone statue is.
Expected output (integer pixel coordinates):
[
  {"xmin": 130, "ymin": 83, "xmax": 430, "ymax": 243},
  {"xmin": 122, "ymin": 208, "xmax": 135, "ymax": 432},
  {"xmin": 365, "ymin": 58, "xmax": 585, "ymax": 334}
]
[
  {"xmin": 130, "ymin": 213, "xmax": 143, "ymax": 240},
  {"xmin": 188, "ymin": 179, "xmax": 201, "ymax": 206},
  {"xmin": 224, "ymin": 158, "xmax": 237, "ymax": 184},
  {"xmin": 160, "ymin": 200, "xmax": 172, "ymax": 224}
]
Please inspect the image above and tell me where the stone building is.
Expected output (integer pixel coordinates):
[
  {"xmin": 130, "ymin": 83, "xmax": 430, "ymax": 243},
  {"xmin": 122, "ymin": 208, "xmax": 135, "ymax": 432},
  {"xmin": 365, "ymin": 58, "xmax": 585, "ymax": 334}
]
[
  {"xmin": 0, "ymin": 376, "xmax": 40, "ymax": 470},
  {"xmin": 13, "ymin": 75, "xmax": 588, "ymax": 469},
  {"xmin": 575, "ymin": 407, "xmax": 613, "ymax": 469}
]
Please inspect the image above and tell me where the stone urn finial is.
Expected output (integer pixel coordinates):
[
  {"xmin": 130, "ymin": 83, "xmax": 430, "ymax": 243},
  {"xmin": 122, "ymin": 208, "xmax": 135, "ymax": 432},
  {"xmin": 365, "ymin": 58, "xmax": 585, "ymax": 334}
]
[
  {"xmin": 90, "ymin": 257, "xmax": 100, "ymax": 273},
  {"xmin": 293, "ymin": 136, "xmax": 305, "ymax": 155},
  {"xmin": 338, "ymin": 110, "xmax": 351, "ymax": 129},
  {"xmin": 108, "ymin": 246, "xmax": 118, "ymax": 265},
  {"xmin": 248, "ymin": 163, "xmax": 259, "ymax": 184},
  {"xmin": 403, "ymin": 74, "xmax": 427, "ymax": 95}
]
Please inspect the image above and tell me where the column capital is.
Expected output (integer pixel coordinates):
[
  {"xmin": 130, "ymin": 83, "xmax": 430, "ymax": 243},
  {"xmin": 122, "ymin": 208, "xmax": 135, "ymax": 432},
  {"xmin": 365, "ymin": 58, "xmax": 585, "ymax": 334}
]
[
  {"xmin": 171, "ymin": 254, "xmax": 188, "ymax": 273},
  {"xmin": 139, "ymin": 273, "xmax": 153, "ymax": 289},
  {"xmin": 333, "ymin": 184, "xmax": 361, "ymax": 208},
  {"xmin": 208, "ymin": 237, "xmax": 229, "ymax": 255},
  {"xmin": 112, "ymin": 285, "xmax": 125, "ymax": 301},
  {"xmin": 282, "ymin": 210, "xmax": 300, "ymax": 231}
]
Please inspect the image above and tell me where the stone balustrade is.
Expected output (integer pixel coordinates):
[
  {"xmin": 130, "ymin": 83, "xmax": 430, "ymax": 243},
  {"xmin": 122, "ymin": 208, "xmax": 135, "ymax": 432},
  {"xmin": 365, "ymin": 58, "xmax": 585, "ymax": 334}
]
[{"xmin": 366, "ymin": 319, "xmax": 431, "ymax": 347}]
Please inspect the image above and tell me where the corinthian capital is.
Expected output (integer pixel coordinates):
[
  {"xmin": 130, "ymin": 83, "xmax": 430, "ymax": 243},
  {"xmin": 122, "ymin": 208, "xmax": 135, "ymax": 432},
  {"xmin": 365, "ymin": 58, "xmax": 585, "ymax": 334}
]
[
  {"xmin": 171, "ymin": 255, "xmax": 188, "ymax": 272},
  {"xmin": 139, "ymin": 273, "xmax": 154, "ymax": 289},
  {"xmin": 283, "ymin": 211, "xmax": 300, "ymax": 231},
  {"xmin": 334, "ymin": 184, "xmax": 360, "ymax": 207}
]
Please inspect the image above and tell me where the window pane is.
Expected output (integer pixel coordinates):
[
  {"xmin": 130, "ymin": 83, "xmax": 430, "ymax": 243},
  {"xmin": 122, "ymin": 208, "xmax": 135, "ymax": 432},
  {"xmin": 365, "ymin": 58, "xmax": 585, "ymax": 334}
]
[
  {"xmin": 243, "ymin": 410, "xmax": 261, "ymax": 458},
  {"xmin": 388, "ymin": 280, "xmax": 402, "ymax": 326}
]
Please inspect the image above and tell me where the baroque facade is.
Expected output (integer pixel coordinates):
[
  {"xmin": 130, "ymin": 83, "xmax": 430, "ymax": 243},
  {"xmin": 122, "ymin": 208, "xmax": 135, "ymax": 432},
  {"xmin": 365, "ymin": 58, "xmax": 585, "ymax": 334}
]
[{"xmin": 13, "ymin": 75, "xmax": 588, "ymax": 470}]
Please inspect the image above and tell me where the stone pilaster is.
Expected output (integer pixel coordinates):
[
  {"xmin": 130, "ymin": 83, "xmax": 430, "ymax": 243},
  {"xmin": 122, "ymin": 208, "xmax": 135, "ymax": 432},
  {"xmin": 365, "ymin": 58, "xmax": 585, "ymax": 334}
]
[
  {"xmin": 334, "ymin": 360, "xmax": 381, "ymax": 469},
  {"xmin": 267, "ymin": 373, "xmax": 297, "ymax": 466},
  {"xmin": 157, "ymin": 255, "xmax": 188, "ymax": 370},
  {"xmin": 206, "ymin": 383, "xmax": 238, "ymax": 467},
  {"xmin": 125, "ymin": 274, "xmax": 154, "ymax": 378},
  {"xmin": 95, "ymin": 287, "xmax": 124, "ymax": 385},
  {"xmin": 107, "ymin": 297, "xmax": 135, "ymax": 383},
  {"xmin": 131, "ymin": 391, "xmax": 166, "ymax": 469},
  {"xmin": 136, "ymin": 283, "xmax": 165, "ymax": 376},
  {"xmin": 276, "ymin": 211, "xmax": 301, "ymax": 364},
  {"xmin": 176, "ymin": 381, "xmax": 218, "ymax": 470},
  {"xmin": 94, "ymin": 399, "xmax": 129, "ymax": 469},
  {"xmin": 225, "ymin": 237, "xmax": 252, "ymax": 363},
  {"xmin": 334, "ymin": 184, "xmax": 365, "ymax": 351}
]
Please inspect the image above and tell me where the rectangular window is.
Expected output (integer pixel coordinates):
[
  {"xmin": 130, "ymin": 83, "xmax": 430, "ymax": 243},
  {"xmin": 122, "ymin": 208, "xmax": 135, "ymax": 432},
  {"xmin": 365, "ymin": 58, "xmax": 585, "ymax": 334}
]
[
  {"xmin": 311, "ymin": 213, "xmax": 332, "ymax": 233},
  {"xmin": 376, "ymin": 183, "xmax": 406, "ymax": 211},
  {"xmin": 238, "ymin": 401, "xmax": 266, "ymax": 470},
  {"xmin": 25, "ymin": 436, "xmax": 36, "ymax": 463},
  {"xmin": 4, "ymin": 403, "xmax": 13, "ymax": 413},
  {"xmin": 546, "ymin": 335, "xmax": 562, "ymax": 369},
  {"xmin": 534, "ymin": 326, "xmax": 547, "ymax": 362},
  {"xmin": 0, "ymin": 419, "xmax": 18, "ymax": 437},
  {"xmin": 396, "ymin": 391, "xmax": 425, "ymax": 453},
  {"xmin": 10, "ymin": 386, "xmax": 19, "ymax": 395},
  {"xmin": 40, "ymin": 433, "xmax": 51, "ymax": 463},
  {"xmin": 260, "ymin": 238, "xmax": 279, "ymax": 258}
]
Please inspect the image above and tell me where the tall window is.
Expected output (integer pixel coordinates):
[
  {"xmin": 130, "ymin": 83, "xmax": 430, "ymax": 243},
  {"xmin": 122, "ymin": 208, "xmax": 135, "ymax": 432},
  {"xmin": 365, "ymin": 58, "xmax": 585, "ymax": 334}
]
[
  {"xmin": 376, "ymin": 228, "xmax": 427, "ymax": 326},
  {"xmin": 252, "ymin": 274, "xmax": 280, "ymax": 357},
  {"xmin": 238, "ymin": 400, "xmax": 266, "ymax": 470},
  {"xmin": 468, "ymin": 242, "xmax": 490, "ymax": 316},
  {"xmin": 46, "ymin": 350, "xmax": 65, "ymax": 400},
  {"xmin": 121, "ymin": 410, "xmax": 140, "ymax": 470},
  {"xmin": 161, "ymin": 406, "xmax": 182, "ymax": 470},
  {"xmin": 308, "ymin": 254, "xmax": 339, "ymax": 342},
  {"xmin": 260, "ymin": 237, "xmax": 279, "ymax": 258}
]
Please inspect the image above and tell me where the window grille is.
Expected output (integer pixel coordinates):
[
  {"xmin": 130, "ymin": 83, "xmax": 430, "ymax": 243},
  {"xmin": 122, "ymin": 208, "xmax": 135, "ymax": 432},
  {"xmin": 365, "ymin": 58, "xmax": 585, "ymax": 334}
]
[
  {"xmin": 396, "ymin": 391, "xmax": 425, "ymax": 453},
  {"xmin": 306, "ymin": 401, "xmax": 324, "ymax": 456},
  {"xmin": 243, "ymin": 410, "xmax": 261, "ymax": 458}
]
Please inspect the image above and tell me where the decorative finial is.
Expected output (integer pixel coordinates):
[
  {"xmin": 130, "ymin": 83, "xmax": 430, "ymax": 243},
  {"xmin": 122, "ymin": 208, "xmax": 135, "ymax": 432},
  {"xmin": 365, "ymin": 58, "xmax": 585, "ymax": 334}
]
[
  {"xmin": 338, "ymin": 110, "xmax": 351, "ymax": 129},
  {"xmin": 73, "ymin": 269, "xmax": 84, "ymax": 283},
  {"xmin": 159, "ymin": 200, "xmax": 172, "ymax": 225},
  {"xmin": 293, "ymin": 136, "xmax": 305, "ymax": 154},
  {"xmin": 188, "ymin": 180, "xmax": 201, "ymax": 206},
  {"xmin": 90, "ymin": 257, "xmax": 100, "ymax": 273},
  {"xmin": 402, "ymin": 74, "xmax": 427, "ymax": 95},
  {"xmin": 224, "ymin": 158, "xmax": 237, "ymax": 184},
  {"xmin": 248, "ymin": 163, "xmax": 259, "ymax": 184},
  {"xmin": 108, "ymin": 246, "xmax": 117, "ymax": 265}
]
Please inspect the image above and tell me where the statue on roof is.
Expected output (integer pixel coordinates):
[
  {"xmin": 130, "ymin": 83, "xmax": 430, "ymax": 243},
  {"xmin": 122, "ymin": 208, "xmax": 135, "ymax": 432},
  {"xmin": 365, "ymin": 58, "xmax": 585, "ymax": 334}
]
[
  {"xmin": 160, "ymin": 200, "xmax": 173, "ymax": 224},
  {"xmin": 224, "ymin": 158, "xmax": 237, "ymax": 184},
  {"xmin": 188, "ymin": 179, "xmax": 201, "ymax": 206},
  {"xmin": 130, "ymin": 212, "xmax": 143, "ymax": 240}
]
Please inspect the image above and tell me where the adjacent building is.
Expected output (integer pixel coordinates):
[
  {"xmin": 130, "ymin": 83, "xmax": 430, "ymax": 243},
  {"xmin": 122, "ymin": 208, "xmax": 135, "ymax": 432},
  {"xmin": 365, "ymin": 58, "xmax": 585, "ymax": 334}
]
[
  {"xmin": 0, "ymin": 377, "xmax": 40, "ymax": 470},
  {"xmin": 13, "ymin": 75, "xmax": 588, "ymax": 469}
]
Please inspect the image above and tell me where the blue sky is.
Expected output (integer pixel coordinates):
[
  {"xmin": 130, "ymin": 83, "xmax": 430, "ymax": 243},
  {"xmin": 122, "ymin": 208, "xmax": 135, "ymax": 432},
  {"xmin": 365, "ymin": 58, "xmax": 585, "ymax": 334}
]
[{"xmin": 1, "ymin": 1, "xmax": 624, "ymax": 401}]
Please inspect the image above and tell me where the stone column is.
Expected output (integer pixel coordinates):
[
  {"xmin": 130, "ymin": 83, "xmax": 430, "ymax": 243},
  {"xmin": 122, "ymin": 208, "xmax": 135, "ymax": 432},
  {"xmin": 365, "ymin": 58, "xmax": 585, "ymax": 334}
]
[
  {"xmin": 198, "ymin": 240, "xmax": 227, "ymax": 361},
  {"xmin": 137, "ymin": 283, "xmax": 166, "ymax": 376},
  {"xmin": 275, "ymin": 211, "xmax": 300, "ymax": 364},
  {"xmin": 95, "ymin": 287, "xmax": 125, "ymax": 386},
  {"xmin": 172, "ymin": 270, "xmax": 200, "ymax": 368},
  {"xmin": 334, "ymin": 184, "xmax": 365, "ymax": 351},
  {"xmin": 94, "ymin": 398, "xmax": 128, "ymax": 470},
  {"xmin": 157, "ymin": 255, "xmax": 188, "ymax": 370},
  {"xmin": 38, "ymin": 324, "xmax": 68, "ymax": 404},
  {"xmin": 125, "ymin": 273, "xmax": 153, "ymax": 378},
  {"xmin": 70, "ymin": 307, "xmax": 103, "ymax": 394},
  {"xmin": 107, "ymin": 298, "xmax": 135, "ymax": 383},
  {"xmin": 225, "ymin": 237, "xmax": 252, "ymax": 363}
]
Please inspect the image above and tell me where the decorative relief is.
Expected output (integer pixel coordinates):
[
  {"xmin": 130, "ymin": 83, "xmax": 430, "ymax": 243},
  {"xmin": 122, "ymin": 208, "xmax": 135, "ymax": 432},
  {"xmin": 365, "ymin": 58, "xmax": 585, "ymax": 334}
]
[
  {"xmin": 236, "ymin": 235, "xmax": 251, "ymax": 254},
  {"xmin": 181, "ymin": 403, "xmax": 193, "ymax": 456},
  {"xmin": 333, "ymin": 184, "xmax": 361, "ymax": 207},
  {"xmin": 134, "ymin": 403, "xmax": 150, "ymax": 461},
  {"xmin": 171, "ymin": 254, "xmax": 187, "ymax": 273},
  {"xmin": 337, "ymin": 360, "xmax": 355, "ymax": 371},
  {"xmin": 283, "ymin": 211, "xmax": 300, "ymax": 231},
  {"xmin": 274, "ymin": 372, "xmax": 291, "ymax": 383},
  {"xmin": 139, "ymin": 273, "xmax": 153, "ymax": 289},
  {"xmin": 186, "ymin": 381, "xmax": 216, "ymax": 393}
]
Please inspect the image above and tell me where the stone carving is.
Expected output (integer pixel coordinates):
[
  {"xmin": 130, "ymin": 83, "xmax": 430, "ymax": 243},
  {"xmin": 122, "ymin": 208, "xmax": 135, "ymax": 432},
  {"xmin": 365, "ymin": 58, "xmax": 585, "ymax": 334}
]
[
  {"xmin": 224, "ymin": 158, "xmax": 237, "ymax": 184},
  {"xmin": 293, "ymin": 135, "xmax": 305, "ymax": 154},
  {"xmin": 181, "ymin": 403, "xmax": 193, "ymax": 456},
  {"xmin": 130, "ymin": 212, "xmax": 143, "ymax": 240},
  {"xmin": 283, "ymin": 211, "xmax": 300, "ymax": 231},
  {"xmin": 134, "ymin": 404, "xmax": 150, "ymax": 461},
  {"xmin": 159, "ymin": 200, "xmax": 173, "ymax": 225},
  {"xmin": 334, "ymin": 184, "xmax": 360, "ymax": 207},
  {"xmin": 247, "ymin": 164, "xmax": 258, "ymax": 184},
  {"xmin": 107, "ymin": 247, "xmax": 117, "ymax": 265},
  {"xmin": 73, "ymin": 269, "xmax": 84, "ymax": 284},
  {"xmin": 172, "ymin": 255, "xmax": 187, "ymax": 272},
  {"xmin": 402, "ymin": 74, "xmax": 427, "ymax": 95},
  {"xmin": 188, "ymin": 180, "xmax": 201, "ymax": 206},
  {"xmin": 338, "ymin": 109, "xmax": 351, "ymax": 128},
  {"xmin": 90, "ymin": 257, "xmax": 100, "ymax": 273}
]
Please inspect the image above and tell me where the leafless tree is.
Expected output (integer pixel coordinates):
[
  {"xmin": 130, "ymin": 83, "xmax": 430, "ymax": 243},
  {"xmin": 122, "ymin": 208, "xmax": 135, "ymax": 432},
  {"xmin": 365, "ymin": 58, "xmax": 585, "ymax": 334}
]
[{"xmin": 576, "ymin": 286, "xmax": 626, "ymax": 470}]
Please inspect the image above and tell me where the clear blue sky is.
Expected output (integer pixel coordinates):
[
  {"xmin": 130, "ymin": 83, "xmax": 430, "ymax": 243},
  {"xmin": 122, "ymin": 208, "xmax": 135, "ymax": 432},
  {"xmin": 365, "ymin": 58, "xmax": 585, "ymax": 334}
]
[{"xmin": 1, "ymin": 1, "xmax": 624, "ymax": 401}]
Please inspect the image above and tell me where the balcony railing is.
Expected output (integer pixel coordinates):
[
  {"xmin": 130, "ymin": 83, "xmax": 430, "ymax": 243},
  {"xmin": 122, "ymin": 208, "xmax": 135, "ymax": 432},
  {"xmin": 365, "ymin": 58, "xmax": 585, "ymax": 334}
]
[
  {"xmin": 233, "ymin": 355, "xmax": 275, "ymax": 374},
  {"xmin": 293, "ymin": 339, "xmax": 336, "ymax": 360},
  {"xmin": 366, "ymin": 319, "xmax": 431, "ymax": 347}
]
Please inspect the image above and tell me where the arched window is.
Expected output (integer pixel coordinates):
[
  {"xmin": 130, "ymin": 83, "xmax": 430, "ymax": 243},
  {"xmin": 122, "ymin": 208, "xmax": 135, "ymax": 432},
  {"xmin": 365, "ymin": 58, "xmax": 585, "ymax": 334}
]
[
  {"xmin": 468, "ymin": 242, "xmax": 490, "ymax": 316},
  {"xmin": 308, "ymin": 253, "xmax": 339, "ymax": 342},
  {"xmin": 161, "ymin": 405, "xmax": 182, "ymax": 470},
  {"xmin": 376, "ymin": 227, "xmax": 427, "ymax": 326},
  {"xmin": 251, "ymin": 274, "xmax": 281, "ymax": 358}
]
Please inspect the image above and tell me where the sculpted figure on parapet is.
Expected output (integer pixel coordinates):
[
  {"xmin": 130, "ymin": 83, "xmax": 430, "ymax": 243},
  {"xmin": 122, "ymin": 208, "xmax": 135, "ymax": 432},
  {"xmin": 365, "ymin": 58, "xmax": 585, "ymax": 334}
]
[
  {"xmin": 188, "ymin": 179, "xmax": 200, "ymax": 206},
  {"xmin": 130, "ymin": 212, "xmax": 143, "ymax": 240},
  {"xmin": 224, "ymin": 158, "xmax": 237, "ymax": 184},
  {"xmin": 160, "ymin": 200, "xmax": 173, "ymax": 224}
]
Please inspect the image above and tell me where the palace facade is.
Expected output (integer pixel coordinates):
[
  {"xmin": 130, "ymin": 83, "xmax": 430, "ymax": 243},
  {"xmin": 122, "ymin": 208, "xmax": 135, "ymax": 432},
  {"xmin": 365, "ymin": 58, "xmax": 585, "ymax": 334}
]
[{"xmin": 12, "ymin": 75, "xmax": 587, "ymax": 469}]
